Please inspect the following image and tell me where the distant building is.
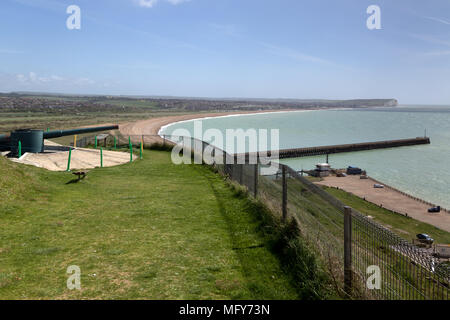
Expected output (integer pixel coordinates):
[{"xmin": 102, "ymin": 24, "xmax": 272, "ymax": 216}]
[{"xmin": 311, "ymin": 163, "xmax": 330, "ymax": 177}]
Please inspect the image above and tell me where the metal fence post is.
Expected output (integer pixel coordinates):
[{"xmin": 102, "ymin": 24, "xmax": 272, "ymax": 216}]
[
  {"xmin": 344, "ymin": 206, "xmax": 353, "ymax": 296},
  {"xmin": 66, "ymin": 148, "xmax": 72, "ymax": 172},
  {"xmin": 254, "ymin": 163, "xmax": 258, "ymax": 198},
  {"xmin": 129, "ymin": 140, "xmax": 133, "ymax": 163},
  {"xmin": 18, "ymin": 141, "xmax": 22, "ymax": 158},
  {"xmin": 239, "ymin": 164, "xmax": 243, "ymax": 185},
  {"xmin": 282, "ymin": 165, "xmax": 287, "ymax": 221}
]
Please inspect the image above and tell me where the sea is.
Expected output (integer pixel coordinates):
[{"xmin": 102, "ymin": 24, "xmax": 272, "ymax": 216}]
[{"xmin": 160, "ymin": 105, "xmax": 450, "ymax": 209}]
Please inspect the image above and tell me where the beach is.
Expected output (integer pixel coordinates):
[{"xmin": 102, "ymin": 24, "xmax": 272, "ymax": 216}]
[{"xmin": 119, "ymin": 110, "xmax": 298, "ymax": 145}]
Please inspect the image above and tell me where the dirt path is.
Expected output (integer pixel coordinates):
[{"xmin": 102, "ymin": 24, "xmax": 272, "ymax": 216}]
[{"xmin": 315, "ymin": 175, "xmax": 450, "ymax": 232}]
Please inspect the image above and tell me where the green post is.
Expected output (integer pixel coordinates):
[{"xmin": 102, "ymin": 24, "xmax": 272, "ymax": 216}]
[
  {"xmin": 100, "ymin": 148, "xmax": 103, "ymax": 168},
  {"xmin": 18, "ymin": 141, "xmax": 22, "ymax": 158},
  {"xmin": 129, "ymin": 142, "xmax": 133, "ymax": 163},
  {"xmin": 95, "ymin": 136, "xmax": 98, "ymax": 149},
  {"xmin": 114, "ymin": 136, "xmax": 117, "ymax": 150},
  {"xmin": 66, "ymin": 149, "xmax": 72, "ymax": 172},
  {"xmin": 46, "ymin": 128, "xmax": 49, "ymax": 132},
  {"xmin": 140, "ymin": 141, "xmax": 143, "ymax": 160}
]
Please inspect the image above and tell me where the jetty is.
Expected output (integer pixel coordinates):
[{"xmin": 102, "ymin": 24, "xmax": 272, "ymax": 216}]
[{"xmin": 240, "ymin": 137, "xmax": 430, "ymax": 160}]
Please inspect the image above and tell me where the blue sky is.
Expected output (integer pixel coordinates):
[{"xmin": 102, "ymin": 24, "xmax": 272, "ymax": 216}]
[{"xmin": 1, "ymin": 0, "xmax": 450, "ymax": 104}]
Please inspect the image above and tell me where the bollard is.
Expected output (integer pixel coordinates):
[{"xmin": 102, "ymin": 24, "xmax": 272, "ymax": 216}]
[
  {"xmin": 74, "ymin": 135, "xmax": 77, "ymax": 148},
  {"xmin": 100, "ymin": 148, "xmax": 103, "ymax": 168},
  {"xmin": 66, "ymin": 148, "xmax": 72, "ymax": 172},
  {"xmin": 129, "ymin": 142, "xmax": 133, "ymax": 163},
  {"xmin": 18, "ymin": 141, "xmax": 22, "ymax": 158}
]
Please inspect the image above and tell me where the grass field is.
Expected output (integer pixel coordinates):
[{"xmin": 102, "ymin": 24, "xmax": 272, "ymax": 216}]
[
  {"xmin": 324, "ymin": 187, "xmax": 450, "ymax": 244},
  {"xmin": 0, "ymin": 110, "xmax": 192, "ymax": 134},
  {"xmin": 0, "ymin": 150, "xmax": 312, "ymax": 300}
]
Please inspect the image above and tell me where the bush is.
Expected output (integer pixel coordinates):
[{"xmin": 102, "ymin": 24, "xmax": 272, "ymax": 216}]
[{"xmin": 146, "ymin": 142, "xmax": 174, "ymax": 152}]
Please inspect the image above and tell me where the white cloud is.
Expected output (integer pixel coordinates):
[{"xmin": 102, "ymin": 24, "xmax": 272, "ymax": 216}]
[
  {"xmin": 0, "ymin": 72, "xmax": 112, "ymax": 94},
  {"xmin": 166, "ymin": 0, "xmax": 190, "ymax": 4},
  {"xmin": 138, "ymin": 0, "xmax": 158, "ymax": 8},
  {"xmin": 135, "ymin": 0, "xmax": 190, "ymax": 8},
  {"xmin": 10, "ymin": 72, "xmax": 99, "ymax": 88},
  {"xmin": 15, "ymin": 72, "xmax": 65, "ymax": 84},
  {"xmin": 410, "ymin": 34, "xmax": 450, "ymax": 47},
  {"xmin": 260, "ymin": 43, "xmax": 334, "ymax": 65},
  {"xmin": 424, "ymin": 16, "xmax": 450, "ymax": 26}
]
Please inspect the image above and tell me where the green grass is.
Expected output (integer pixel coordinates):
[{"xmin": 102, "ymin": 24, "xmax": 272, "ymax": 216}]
[
  {"xmin": 324, "ymin": 187, "xmax": 450, "ymax": 244},
  {"xmin": 0, "ymin": 150, "xmax": 308, "ymax": 300}
]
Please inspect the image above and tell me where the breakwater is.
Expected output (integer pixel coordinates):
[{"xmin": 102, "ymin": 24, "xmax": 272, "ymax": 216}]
[{"xmin": 242, "ymin": 137, "xmax": 430, "ymax": 159}]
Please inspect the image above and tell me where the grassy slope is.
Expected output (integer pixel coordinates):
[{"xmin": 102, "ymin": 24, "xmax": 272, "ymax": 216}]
[
  {"xmin": 0, "ymin": 151, "xmax": 300, "ymax": 300},
  {"xmin": 324, "ymin": 187, "xmax": 450, "ymax": 244}
]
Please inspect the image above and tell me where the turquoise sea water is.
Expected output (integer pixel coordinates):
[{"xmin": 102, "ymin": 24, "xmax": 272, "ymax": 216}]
[{"xmin": 161, "ymin": 106, "xmax": 450, "ymax": 208}]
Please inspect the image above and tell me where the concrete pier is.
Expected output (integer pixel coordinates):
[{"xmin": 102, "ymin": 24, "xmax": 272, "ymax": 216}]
[{"xmin": 240, "ymin": 137, "xmax": 430, "ymax": 160}]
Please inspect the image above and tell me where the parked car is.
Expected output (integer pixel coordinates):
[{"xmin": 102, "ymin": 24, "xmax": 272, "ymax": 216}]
[
  {"xmin": 374, "ymin": 184, "xmax": 384, "ymax": 188},
  {"xmin": 346, "ymin": 166, "xmax": 362, "ymax": 175},
  {"xmin": 428, "ymin": 206, "xmax": 441, "ymax": 213},
  {"xmin": 416, "ymin": 233, "xmax": 434, "ymax": 245}
]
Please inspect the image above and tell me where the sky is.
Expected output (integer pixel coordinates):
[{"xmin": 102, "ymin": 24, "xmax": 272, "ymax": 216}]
[{"xmin": 0, "ymin": 0, "xmax": 450, "ymax": 104}]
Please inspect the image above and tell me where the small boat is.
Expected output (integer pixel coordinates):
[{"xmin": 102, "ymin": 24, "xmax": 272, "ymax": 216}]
[{"xmin": 374, "ymin": 184, "xmax": 384, "ymax": 189}]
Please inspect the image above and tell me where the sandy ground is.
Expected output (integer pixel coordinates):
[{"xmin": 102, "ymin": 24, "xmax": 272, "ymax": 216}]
[
  {"xmin": 11, "ymin": 140, "xmax": 135, "ymax": 171},
  {"xmin": 119, "ymin": 110, "xmax": 293, "ymax": 144},
  {"xmin": 316, "ymin": 175, "xmax": 450, "ymax": 232}
]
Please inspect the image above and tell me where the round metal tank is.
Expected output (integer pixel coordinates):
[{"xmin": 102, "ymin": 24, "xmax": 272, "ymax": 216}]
[{"xmin": 10, "ymin": 129, "xmax": 44, "ymax": 154}]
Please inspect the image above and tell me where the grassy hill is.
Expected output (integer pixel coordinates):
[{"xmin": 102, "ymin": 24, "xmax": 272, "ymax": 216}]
[{"xmin": 0, "ymin": 151, "xmax": 329, "ymax": 299}]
